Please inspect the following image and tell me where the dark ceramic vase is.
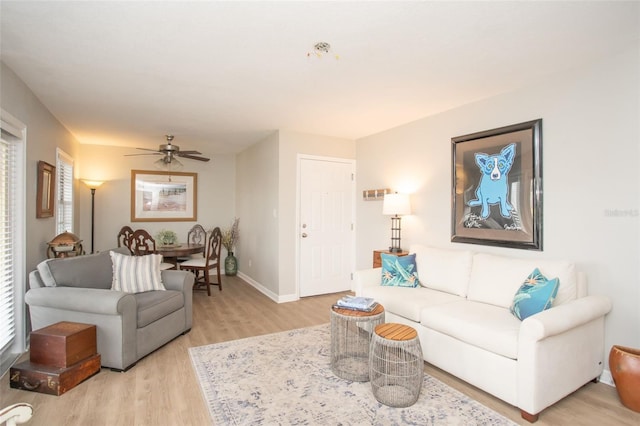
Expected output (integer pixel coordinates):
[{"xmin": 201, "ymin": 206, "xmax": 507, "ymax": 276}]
[
  {"xmin": 225, "ymin": 251, "xmax": 238, "ymax": 276},
  {"xmin": 609, "ymin": 345, "xmax": 640, "ymax": 412}
]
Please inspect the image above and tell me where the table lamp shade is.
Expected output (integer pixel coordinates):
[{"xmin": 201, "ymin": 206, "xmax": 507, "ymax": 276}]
[{"xmin": 383, "ymin": 193, "xmax": 411, "ymax": 216}]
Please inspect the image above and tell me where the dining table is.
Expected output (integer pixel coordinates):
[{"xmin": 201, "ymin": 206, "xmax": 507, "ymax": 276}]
[{"xmin": 156, "ymin": 243, "xmax": 205, "ymax": 266}]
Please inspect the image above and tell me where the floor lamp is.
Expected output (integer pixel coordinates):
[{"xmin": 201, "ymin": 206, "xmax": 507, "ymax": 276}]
[
  {"xmin": 382, "ymin": 193, "xmax": 411, "ymax": 253},
  {"xmin": 82, "ymin": 180, "xmax": 104, "ymax": 254}
]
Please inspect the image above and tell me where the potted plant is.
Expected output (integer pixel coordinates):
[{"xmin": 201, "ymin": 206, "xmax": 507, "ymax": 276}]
[
  {"xmin": 155, "ymin": 229, "xmax": 178, "ymax": 246},
  {"xmin": 221, "ymin": 218, "xmax": 239, "ymax": 276}
]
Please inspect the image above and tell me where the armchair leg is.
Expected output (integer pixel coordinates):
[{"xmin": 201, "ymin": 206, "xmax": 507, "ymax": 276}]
[{"xmin": 520, "ymin": 410, "xmax": 539, "ymax": 423}]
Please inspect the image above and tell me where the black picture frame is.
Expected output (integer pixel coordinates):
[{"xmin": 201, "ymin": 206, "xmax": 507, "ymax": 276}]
[{"xmin": 451, "ymin": 119, "xmax": 542, "ymax": 250}]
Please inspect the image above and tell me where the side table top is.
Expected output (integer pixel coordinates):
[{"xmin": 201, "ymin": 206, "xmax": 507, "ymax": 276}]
[
  {"xmin": 331, "ymin": 303, "xmax": 385, "ymax": 317},
  {"xmin": 374, "ymin": 323, "xmax": 417, "ymax": 341}
]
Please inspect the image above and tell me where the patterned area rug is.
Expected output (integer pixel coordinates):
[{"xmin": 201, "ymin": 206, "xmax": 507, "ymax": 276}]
[{"xmin": 189, "ymin": 324, "xmax": 517, "ymax": 425}]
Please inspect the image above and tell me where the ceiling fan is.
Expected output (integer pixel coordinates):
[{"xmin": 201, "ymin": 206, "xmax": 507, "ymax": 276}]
[{"xmin": 126, "ymin": 135, "xmax": 210, "ymax": 170}]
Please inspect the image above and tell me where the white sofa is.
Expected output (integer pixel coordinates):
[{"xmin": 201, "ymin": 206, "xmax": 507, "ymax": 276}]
[{"xmin": 354, "ymin": 244, "xmax": 612, "ymax": 422}]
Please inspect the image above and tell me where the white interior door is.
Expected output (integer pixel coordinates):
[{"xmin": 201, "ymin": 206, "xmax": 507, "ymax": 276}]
[{"xmin": 299, "ymin": 157, "xmax": 354, "ymax": 297}]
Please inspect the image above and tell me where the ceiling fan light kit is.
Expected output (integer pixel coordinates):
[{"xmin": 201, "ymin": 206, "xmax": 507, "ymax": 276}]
[{"xmin": 154, "ymin": 155, "xmax": 183, "ymax": 171}]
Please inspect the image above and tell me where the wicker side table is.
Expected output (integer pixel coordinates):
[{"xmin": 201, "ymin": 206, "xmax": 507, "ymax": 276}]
[
  {"xmin": 330, "ymin": 304, "xmax": 385, "ymax": 382},
  {"xmin": 370, "ymin": 323, "xmax": 423, "ymax": 407}
]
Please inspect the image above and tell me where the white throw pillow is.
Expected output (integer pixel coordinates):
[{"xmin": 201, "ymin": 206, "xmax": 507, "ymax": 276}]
[
  {"xmin": 110, "ymin": 251, "xmax": 165, "ymax": 293},
  {"xmin": 410, "ymin": 244, "xmax": 473, "ymax": 297}
]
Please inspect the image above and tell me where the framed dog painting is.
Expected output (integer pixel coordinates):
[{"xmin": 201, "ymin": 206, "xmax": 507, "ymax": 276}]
[{"xmin": 451, "ymin": 119, "xmax": 542, "ymax": 250}]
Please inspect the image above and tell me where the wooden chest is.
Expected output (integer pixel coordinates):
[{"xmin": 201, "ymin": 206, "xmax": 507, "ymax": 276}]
[
  {"xmin": 30, "ymin": 322, "xmax": 97, "ymax": 368},
  {"xmin": 9, "ymin": 354, "xmax": 101, "ymax": 396}
]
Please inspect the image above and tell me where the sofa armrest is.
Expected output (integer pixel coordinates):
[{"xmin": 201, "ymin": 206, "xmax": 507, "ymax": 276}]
[
  {"xmin": 25, "ymin": 287, "xmax": 136, "ymax": 315},
  {"xmin": 517, "ymin": 295, "xmax": 612, "ymax": 416},
  {"xmin": 520, "ymin": 295, "xmax": 612, "ymax": 341},
  {"xmin": 353, "ymin": 268, "xmax": 382, "ymax": 295}
]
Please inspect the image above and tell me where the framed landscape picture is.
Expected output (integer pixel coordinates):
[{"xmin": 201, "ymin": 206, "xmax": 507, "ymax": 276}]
[
  {"xmin": 131, "ymin": 170, "xmax": 197, "ymax": 222},
  {"xmin": 451, "ymin": 119, "xmax": 542, "ymax": 250}
]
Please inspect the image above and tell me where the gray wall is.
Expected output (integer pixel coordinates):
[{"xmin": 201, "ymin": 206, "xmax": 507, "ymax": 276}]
[{"xmin": 1, "ymin": 62, "xmax": 81, "ymax": 273}]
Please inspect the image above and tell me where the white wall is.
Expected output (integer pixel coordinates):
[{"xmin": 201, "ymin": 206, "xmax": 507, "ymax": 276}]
[{"xmin": 356, "ymin": 46, "xmax": 640, "ymax": 370}]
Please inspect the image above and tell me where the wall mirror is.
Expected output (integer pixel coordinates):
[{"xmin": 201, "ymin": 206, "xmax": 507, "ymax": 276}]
[{"xmin": 36, "ymin": 160, "xmax": 55, "ymax": 218}]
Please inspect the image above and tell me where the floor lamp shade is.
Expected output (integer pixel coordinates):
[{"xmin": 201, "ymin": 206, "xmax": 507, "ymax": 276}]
[{"xmin": 383, "ymin": 193, "xmax": 411, "ymax": 253}]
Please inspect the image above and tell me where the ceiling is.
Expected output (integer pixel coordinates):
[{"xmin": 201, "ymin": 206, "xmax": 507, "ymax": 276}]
[{"xmin": 1, "ymin": 1, "xmax": 638, "ymax": 155}]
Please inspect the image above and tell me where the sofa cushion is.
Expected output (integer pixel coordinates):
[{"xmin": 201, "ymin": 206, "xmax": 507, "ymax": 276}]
[
  {"xmin": 135, "ymin": 290, "xmax": 184, "ymax": 328},
  {"xmin": 36, "ymin": 247, "xmax": 131, "ymax": 289},
  {"xmin": 420, "ymin": 300, "xmax": 521, "ymax": 360},
  {"xmin": 411, "ymin": 244, "xmax": 473, "ymax": 297},
  {"xmin": 381, "ymin": 253, "xmax": 420, "ymax": 287},
  {"xmin": 510, "ymin": 268, "xmax": 560, "ymax": 320},
  {"xmin": 111, "ymin": 251, "xmax": 166, "ymax": 293},
  {"xmin": 467, "ymin": 253, "xmax": 577, "ymax": 309},
  {"xmin": 360, "ymin": 285, "xmax": 461, "ymax": 322}
]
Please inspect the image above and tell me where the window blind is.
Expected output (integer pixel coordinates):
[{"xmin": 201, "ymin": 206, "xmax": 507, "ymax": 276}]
[
  {"xmin": 0, "ymin": 138, "xmax": 16, "ymax": 352},
  {"xmin": 56, "ymin": 149, "xmax": 74, "ymax": 234}
]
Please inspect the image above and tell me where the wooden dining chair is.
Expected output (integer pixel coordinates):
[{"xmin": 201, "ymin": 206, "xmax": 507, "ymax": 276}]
[
  {"xmin": 117, "ymin": 225, "xmax": 134, "ymax": 253},
  {"xmin": 177, "ymin": 224, "xmax": 207, "ymax": 263},
  {"xmin": 129, "ymin": 229, "xmax": 176, "ymax": 270},
  {"xmin": 180, "ymin": 226, "xmax": 222, "ymax": 296}
]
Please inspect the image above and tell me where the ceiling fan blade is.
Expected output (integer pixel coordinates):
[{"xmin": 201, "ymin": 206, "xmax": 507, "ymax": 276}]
[
  {"xmin": 178, "ymin": 150, "xmax": 202, "ymax": 155},
  {"xmin": 125, "ymin": 152, "xmax": 163, "ymax": 157},
  {"xmin": 136, "ymin": 147, "xmax": 160, "ymax": 152},
  {"xmin": 178, "ymin": 154, "xmax": 210, "ymax": 162}
]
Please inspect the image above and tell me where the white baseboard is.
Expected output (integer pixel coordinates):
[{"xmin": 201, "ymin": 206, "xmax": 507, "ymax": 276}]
[
  {"xmin": 236, "ymin": 272, "xmax": 298, "ymax": 303},
  {"xmin": 599, "ymin": 369, "xmax": 615, "ymax": 387}
]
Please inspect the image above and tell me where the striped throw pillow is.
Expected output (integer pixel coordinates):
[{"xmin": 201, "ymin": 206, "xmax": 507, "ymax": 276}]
[{"xmin": 110, "ymin": 251, "xmax": 165, "ymax": 293}]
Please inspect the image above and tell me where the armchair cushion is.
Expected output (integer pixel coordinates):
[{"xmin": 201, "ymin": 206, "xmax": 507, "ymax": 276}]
[
  {"xmin": 135, "ymin": 290, "xmax": 184, "ymax": 328},
  {"xmin": 110, "ymin": 251, "xmax": 165, "ymax": 293}
]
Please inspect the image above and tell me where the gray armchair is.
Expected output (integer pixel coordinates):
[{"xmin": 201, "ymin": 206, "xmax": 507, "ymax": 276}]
[{"xmin": 26, "ymin": 247, "xmax": 194, "ymax": 371}]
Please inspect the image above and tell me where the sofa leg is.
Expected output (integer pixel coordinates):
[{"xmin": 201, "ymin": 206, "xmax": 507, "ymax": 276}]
[
  {"xmin": 520, "ymin": 410, "xmax": 539, "ymax": 423},
  {"xmin": 591, "ymin": 376, "xmax": 600, "ymax": 383}
]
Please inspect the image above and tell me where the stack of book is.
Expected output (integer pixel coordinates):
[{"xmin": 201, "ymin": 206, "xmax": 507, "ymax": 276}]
[{"xmin": 333, "ymin": 295, "xmax": 378, "ymax": 312}]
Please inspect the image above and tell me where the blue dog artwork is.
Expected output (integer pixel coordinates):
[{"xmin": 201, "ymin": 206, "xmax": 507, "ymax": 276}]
[{"xmin": 468, "ymin": 143, "xmax": 516, "ymax": 219}]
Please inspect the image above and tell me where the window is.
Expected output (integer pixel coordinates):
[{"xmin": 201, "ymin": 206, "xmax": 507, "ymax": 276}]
[
  {"xmin": 56, "ymin": 149, "xmax": 74, "ymax": 234},
  {"xmin": 0, "ymin": 111, "xmax": 26, "ymax": 376}
]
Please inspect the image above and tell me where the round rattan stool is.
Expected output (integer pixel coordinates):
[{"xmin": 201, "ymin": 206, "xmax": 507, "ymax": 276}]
[
  {"xmin": 369, "ymin": 323, "xmax": 423, "ymax": 407},
  {"xmin": 330, "ymin": 304, "xmax": 385, "ymax": 382}
]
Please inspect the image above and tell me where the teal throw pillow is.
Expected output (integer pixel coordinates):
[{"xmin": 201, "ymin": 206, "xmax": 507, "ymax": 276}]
[
  {"xmin": 510, "ymin": 268, "xmax": 559, "ymax": 320},
  {"xmin": 381, "ymin": 253, "xmax": 420, "ymax": 288}
]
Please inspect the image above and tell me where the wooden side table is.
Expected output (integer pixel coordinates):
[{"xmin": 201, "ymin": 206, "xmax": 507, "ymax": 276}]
[
  {"xmin": 330, "ymin": 304, "xmax": 385, "ymax": 382},
  {"xmin": 373, "ymin": 250, "xmax": 409, "ymax": 268}
]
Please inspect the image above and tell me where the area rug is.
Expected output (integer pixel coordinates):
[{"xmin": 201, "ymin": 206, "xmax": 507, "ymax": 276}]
[{"xmin": 189, "ymin": 324, "xmax": 517, "ymax": 425}]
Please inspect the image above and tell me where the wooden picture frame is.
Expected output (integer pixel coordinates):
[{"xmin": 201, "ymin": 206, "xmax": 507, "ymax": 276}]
[
  {"xmin": 451, "ymin": 119, "xmax": 543, "ymax": 250},
  {"xmin": 131, "ymin": 170, "xmax": 197, "ymax": 222},
  {"xmin": 36, "ymin": 161, "xmax": 56, "ymax": 218}
]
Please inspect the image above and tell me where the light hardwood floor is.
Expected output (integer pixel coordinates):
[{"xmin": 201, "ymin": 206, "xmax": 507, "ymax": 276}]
[{"xmin": 1, "ymin": 276, "xmax": 639, "ymax": 425}]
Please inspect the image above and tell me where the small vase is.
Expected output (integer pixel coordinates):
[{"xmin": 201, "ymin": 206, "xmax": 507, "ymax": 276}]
[
  {"xmin": 225, "ymin": 251, "xmax": 238, "ymax": 276},
  {"xmin": 609, "ymin": 345, "xmax": 640, "ymax": 412}
]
